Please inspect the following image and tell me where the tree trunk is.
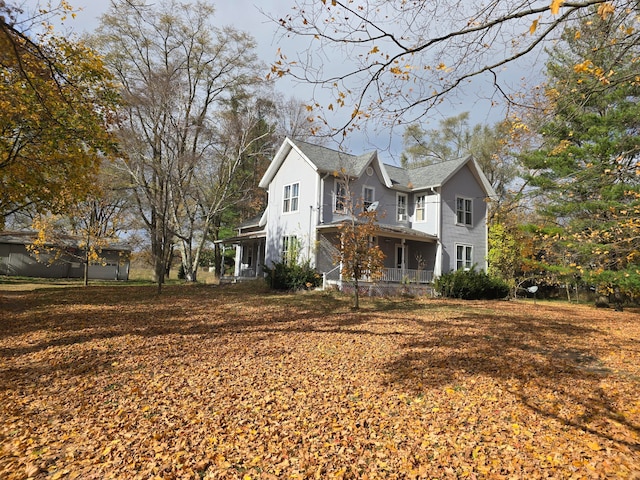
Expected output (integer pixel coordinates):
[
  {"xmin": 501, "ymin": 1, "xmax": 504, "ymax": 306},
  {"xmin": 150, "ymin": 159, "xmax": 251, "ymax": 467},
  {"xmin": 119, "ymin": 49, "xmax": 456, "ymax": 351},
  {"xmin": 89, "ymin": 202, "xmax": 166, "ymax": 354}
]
[
  {"xmin": 83, "ymin": 260, "xmax": 89, "ymax": 287},
  {"xmin": 353, "ymin": 276, "xmax": 360, "ymax": 309},
  {"xmin": 214, "ymin": 243, "xmax": 223, "ymax": 279}
]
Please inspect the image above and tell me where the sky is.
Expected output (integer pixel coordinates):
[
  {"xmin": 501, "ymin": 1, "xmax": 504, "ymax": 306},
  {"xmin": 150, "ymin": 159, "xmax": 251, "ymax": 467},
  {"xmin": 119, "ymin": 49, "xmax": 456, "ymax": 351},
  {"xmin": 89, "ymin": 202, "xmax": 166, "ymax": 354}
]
[{"xmin": 43, "ymin": 0, "xmax": 513, "ymax": 163}]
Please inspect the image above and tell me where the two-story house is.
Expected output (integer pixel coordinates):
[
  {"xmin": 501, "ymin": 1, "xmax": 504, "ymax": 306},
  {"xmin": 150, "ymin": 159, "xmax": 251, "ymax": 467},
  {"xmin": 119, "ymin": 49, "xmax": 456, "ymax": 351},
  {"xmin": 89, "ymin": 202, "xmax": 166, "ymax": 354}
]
[{"xmin": 221, "ymin": 137, "xmax": 495, "ymax": 289}]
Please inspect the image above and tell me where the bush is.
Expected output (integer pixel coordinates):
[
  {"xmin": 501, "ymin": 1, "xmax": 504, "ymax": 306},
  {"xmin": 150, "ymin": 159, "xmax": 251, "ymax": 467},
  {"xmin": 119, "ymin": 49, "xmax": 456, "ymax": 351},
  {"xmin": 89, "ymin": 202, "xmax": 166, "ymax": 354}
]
[
  {"xmin": 264, "ymin": 260, "xmax": 322, "ymax": 291},
  {"xmin": 434, "ymin": 267, "xmax": 510, "ymax": 300}
]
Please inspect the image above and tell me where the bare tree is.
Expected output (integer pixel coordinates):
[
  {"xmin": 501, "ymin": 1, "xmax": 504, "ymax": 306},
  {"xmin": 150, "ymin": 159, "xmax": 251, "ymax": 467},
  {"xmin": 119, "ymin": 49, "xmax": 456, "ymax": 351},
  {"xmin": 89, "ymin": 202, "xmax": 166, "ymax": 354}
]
[
  {"xmin": 173, "ymin": 97, "xmax": 275, "ymax": 282},
  {"xmin": 271, "ymin": 0, "xmax": 637, "ymax": 139},
  {"xmin": 94, "ymin": 0, "xmax": 262, "ymax": 291},
  {"xmin": 274, "ymin": 96, "xmax": 328, "ymax": 143}
]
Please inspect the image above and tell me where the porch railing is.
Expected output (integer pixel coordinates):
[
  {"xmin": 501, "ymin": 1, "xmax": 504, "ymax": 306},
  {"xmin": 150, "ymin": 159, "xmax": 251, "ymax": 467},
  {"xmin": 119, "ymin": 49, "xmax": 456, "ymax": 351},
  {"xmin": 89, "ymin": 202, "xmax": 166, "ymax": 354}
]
[
  {"xmin": 380, "ymin": 268, "xmax": 433, "ymax": 284},
  {"xmin": 322, "ymin": 266, "xmax": 434, "ymax": 286}
]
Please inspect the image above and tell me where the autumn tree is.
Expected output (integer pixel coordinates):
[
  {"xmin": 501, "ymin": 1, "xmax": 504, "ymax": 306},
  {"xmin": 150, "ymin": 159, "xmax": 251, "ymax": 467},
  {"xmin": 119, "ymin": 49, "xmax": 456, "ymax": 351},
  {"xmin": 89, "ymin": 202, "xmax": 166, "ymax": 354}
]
[
  {"xmin": 26, "ymin": 159, "xmax": 130, "ymax": 285},
  {"xmin": 519, "ymin": 6, "xmax": 640, "ymax": 304},
  {"xmin": 336, "ymin": 187, "xmax": 385, "ymax": 309},
  {"xmin": 0, "ymin": 1, "xmax": 119, "ymax": 227},
  {"xmin": 487, "ymin": 203, "xmax": 541, "ymax": 297},
  {"xmin": 272, "ymin": 0, "xmax": 637, "ymax": 139},
  {"xmin": 94, "ymin": 0, "xmax": 263, "ymax": 290}
]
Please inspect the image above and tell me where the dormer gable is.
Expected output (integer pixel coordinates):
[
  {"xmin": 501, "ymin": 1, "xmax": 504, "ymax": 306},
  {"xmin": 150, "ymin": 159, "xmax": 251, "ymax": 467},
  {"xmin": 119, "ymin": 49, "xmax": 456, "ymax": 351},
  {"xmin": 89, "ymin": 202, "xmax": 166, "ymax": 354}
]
[
  {"xmin": 404, "ymin": 156, "xmax": 496, "ymax": 198},
  {"xmin": 259, "ymin": 139, "xmax": 495, "ymax": 200}
]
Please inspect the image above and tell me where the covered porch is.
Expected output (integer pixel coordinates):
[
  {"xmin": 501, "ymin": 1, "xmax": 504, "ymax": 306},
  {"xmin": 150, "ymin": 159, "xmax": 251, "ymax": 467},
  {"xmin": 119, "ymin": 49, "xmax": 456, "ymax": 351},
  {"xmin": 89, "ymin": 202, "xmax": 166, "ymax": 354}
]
[
  {"xmin": 316, "ymin": 224, "xmax": 439, "ymax": 291},
  {"xmin": 216, "ymin": 232, "xmax": 266, "ymax": 281}
]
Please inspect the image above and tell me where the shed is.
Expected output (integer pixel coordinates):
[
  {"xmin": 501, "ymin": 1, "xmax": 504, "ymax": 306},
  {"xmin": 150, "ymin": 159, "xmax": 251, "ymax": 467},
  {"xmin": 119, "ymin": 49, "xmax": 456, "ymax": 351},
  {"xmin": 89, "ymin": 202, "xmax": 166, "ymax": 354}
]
[{"xmin": 0, "ymin": 231, "xmax": 131, "ymax": 281}]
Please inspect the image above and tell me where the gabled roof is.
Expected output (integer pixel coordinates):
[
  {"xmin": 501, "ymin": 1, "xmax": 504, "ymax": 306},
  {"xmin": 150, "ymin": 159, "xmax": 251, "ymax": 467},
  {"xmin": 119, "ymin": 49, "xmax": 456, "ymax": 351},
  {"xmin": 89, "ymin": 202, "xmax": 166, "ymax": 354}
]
[
  {"xmin": 259, "ymin": 138, "xmax": 392, "ymax": 188},
  {"xmin": 385, "ymin": 156, "xmax": 496, "ymax": 197},
  {"xmin": 259, "ymin": 138, "xmax": 496, "ymax": 198},
  {"xmin": 295, "ymin": 141, "xmax": 374, "ymax": 177}
]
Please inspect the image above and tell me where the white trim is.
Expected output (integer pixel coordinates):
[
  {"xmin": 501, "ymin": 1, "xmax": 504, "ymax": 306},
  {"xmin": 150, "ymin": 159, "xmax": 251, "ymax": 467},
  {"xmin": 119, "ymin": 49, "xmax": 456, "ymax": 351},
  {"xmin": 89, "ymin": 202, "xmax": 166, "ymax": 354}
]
[
  {"xmin": 334, "ymin": 178, "xmax": 348, "ymax": 213},
  {"xmin": 259, "ymin": 137, "xmax": 319, "ymax": 189},
  {"xmin": 362, "ymin": 185, "xmax": 375, "ymax": 210},
  {"xmin": 396, "ymin": 192, "xmax": 408, "ymax": 222},
  {"xmin": 282, "ymin": 182, "xmax": 300, "ymax": 214},
  {"xmin": 455, "ymin": 243, "xmax": 473, "ymax": 271},
  {"xmin": 455, "ymin": 195, "xmax": 473, "ymax": 226},
  {"xmin": 414, "ymin": 194, "xmax": 427, "ymax": 222}
]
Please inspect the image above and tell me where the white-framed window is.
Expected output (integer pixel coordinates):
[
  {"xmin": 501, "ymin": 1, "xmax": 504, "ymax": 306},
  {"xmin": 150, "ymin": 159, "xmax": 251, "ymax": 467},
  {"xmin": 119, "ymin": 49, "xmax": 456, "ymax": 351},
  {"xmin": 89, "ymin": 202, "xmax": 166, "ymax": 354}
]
[
  {"xmin": 335, "ymin": 179, "xmax": 348, "ymax": 212},
  {"xmin": 415, "ymin": 195, "xmax": 426, "ymax": 222},
  {"xmin": 363, "ymin": 186, "xmax": 375, "ymax": 210},
  {"xmin": 282, "ymin": 235, "xmax": 299, "ymax": 263},
  {"xmin": 456, "ymin": 196, "xmax": 472, "ymax": 226},
  {"xmin": 397, "ymin": 193, "xmax": 407, "ymax": 222},
  {"xmin": 456, "ymin": 244, "xmax": 473, "ymax": 270},
  {"xmin": 283, "ymin": 183, "xmax": 299, "ymax": 213}
]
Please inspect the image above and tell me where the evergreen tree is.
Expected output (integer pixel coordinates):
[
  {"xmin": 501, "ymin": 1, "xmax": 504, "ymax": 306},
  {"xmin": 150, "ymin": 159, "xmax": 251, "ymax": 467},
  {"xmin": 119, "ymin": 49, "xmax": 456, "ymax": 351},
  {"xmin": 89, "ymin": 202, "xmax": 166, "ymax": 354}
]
[{"xmin": 520, "ymin": 7, "xmax": 640, "ymax": 302}]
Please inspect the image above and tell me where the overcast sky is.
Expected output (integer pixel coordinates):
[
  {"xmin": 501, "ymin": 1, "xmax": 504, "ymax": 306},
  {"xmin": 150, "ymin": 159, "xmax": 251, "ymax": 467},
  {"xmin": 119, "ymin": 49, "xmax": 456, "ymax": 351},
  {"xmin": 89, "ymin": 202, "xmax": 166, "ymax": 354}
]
[{"xmin": 45, "ymin": 0, "xmax": 508, "ymax": 161}]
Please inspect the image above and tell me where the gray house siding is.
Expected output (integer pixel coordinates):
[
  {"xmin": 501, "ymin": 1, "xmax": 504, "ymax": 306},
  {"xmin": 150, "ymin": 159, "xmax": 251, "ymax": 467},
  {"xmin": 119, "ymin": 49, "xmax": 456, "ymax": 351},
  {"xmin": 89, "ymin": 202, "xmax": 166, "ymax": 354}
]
[
  {"xmin": 316, "ymin": 232, "xmax": 341, "ymax": 281},
  {"xmin": 405, "ymin": 239, "xmax": 438, "ymax": 271},
  {"xmin": 320, "ymin": 167, "xmax": 392, "ymax": 225},
  {"xmin": 439, "ymin": 164, "xmax": 488, "ymax": 273},
  {"xmin": 233, "ymin": 138, "xmax": 495, "ymax": 288},
  {"xmin": 0, "ymin": 243, "xmax": 82, "ymax": 278}
]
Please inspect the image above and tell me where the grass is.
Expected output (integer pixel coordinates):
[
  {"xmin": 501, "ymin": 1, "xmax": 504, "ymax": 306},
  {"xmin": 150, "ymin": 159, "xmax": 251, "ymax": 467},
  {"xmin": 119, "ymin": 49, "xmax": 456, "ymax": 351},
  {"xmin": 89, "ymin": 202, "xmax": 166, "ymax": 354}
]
[
  {"xmin": 0, "ymin": 267, "xmax": 220, "ymax": 291},
  {"xmin": 1, "ymin": 282, "xmax": 639, "ymax": 478}
]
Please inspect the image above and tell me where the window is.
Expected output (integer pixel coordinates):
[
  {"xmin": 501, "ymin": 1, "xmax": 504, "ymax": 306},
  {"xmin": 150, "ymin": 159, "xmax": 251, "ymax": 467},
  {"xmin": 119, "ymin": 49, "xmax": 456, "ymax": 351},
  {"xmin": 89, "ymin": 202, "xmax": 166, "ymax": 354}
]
[
  {"xmin": 415, "ymin": 195, "xmax": 426, "ymax": 222},
  {"xmin": 283, "ymin": 183, "xmax": 299, "ymax": 213},
  {"xmin": 456, "ymin": 196, "xmax": 472, "ymax": 225},
  {"xmin": 456, "ymin": 244, "xmax": 473, "ymax": 270},
  {"xmin": 397, "ymin": 193, "xmax": 407, "ymax": 221},
  {"xmin": 363, "ymin": 186, "xmax": 375, "ymax": 210},
  {"xmin": 282, "ymin": 235, "xmax": 299, "ymax": 263},
  {"xmin": 335, "ymin": 180, "xmax": 347, "ymax": 212}
]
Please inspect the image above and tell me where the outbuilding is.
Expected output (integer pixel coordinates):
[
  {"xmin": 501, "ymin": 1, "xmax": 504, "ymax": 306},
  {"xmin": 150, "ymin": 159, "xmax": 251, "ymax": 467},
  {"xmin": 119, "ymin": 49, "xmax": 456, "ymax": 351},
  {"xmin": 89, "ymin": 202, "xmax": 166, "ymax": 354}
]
[{"xmin": 0, "ymin": 231, "xmax": 131, "ymax": 281}]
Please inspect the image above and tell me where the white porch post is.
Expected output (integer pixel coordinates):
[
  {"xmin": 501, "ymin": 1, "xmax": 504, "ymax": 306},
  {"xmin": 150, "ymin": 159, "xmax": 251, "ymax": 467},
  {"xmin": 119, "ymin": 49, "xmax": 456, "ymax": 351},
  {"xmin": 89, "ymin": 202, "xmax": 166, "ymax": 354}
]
[
  {"xmin": 234, "ymin": 244, "xmax": 242, "ymax": 277},
  {"xmin": 256, "ymin": 240, "xmax": 263, "ymax": 276},
  {"xmin": 434, "ymin": 241, "xmax": 442, "ymax": 277}
]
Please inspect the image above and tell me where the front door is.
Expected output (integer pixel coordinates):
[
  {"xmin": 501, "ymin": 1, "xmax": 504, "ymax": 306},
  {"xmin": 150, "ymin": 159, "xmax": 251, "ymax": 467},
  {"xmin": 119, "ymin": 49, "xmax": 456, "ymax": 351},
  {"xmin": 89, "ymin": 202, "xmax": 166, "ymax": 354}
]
[{"xmin": 395, "ymin": 244, "xmax": 405, "ymax": 270}]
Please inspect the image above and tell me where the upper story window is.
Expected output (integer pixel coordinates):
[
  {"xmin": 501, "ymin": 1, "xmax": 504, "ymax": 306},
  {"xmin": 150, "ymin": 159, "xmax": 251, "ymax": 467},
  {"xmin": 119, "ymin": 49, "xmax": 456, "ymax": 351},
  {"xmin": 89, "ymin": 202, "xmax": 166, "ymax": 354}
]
[
  {"xmin": 283, "ymin": 182, "xmax": 299, "ymax": 213},
  {"xmin": 415, "ymin": 195, "xmax": 426, "ymax": 222},
  {"xmin": 335, "ymin": 180, "xmax": 348, "ymax": 213},
  {"xmin": 456, "ymin": 196, "xmax": 472, "ymax": 226},
  {"xmin": 363, "ymin": 186, "xmax": 375, "ymax": 210},
  {"xmin": 456, "ymin": 244, "xmax": 473, "ymax": 271},
  {"xmin": 397, "ymin": 193, "xmax": 407, "ymax": 222}
]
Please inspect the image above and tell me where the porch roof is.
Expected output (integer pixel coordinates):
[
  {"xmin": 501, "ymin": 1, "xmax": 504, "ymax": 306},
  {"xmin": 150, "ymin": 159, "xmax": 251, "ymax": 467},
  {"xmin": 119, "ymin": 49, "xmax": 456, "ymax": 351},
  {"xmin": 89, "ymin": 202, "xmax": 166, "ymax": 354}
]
[
  {"xmin": 215, "ymin": 230, "xmax": 266, "ymax": 245},
  {"xmin": 316, "ymin": 222, "xmax": 437, "ymax": 242}
]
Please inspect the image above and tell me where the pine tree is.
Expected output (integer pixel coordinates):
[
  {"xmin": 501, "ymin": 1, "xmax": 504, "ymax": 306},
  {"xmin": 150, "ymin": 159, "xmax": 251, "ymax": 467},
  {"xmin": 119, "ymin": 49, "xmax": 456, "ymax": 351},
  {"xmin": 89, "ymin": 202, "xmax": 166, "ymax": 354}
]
[{"xmin": 520, "ymin": 7, "xmax": 640, "ymax": 303}]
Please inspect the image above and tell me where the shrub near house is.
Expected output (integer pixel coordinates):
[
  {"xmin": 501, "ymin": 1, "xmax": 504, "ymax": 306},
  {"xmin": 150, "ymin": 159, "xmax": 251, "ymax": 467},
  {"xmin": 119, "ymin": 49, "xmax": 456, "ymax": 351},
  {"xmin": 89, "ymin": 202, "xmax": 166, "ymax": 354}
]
[{"xmin": 434, "ymin": 268, "xmax": 510, "ymax": 300}]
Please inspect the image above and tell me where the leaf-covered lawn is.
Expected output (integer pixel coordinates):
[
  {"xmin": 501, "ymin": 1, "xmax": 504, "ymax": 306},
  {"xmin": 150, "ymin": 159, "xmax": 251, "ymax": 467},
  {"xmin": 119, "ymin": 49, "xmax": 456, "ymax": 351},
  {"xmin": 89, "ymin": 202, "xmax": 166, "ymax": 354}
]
[{"xmin": 1, "ymin": 283, "xmax": 639, "ymax": 479}]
